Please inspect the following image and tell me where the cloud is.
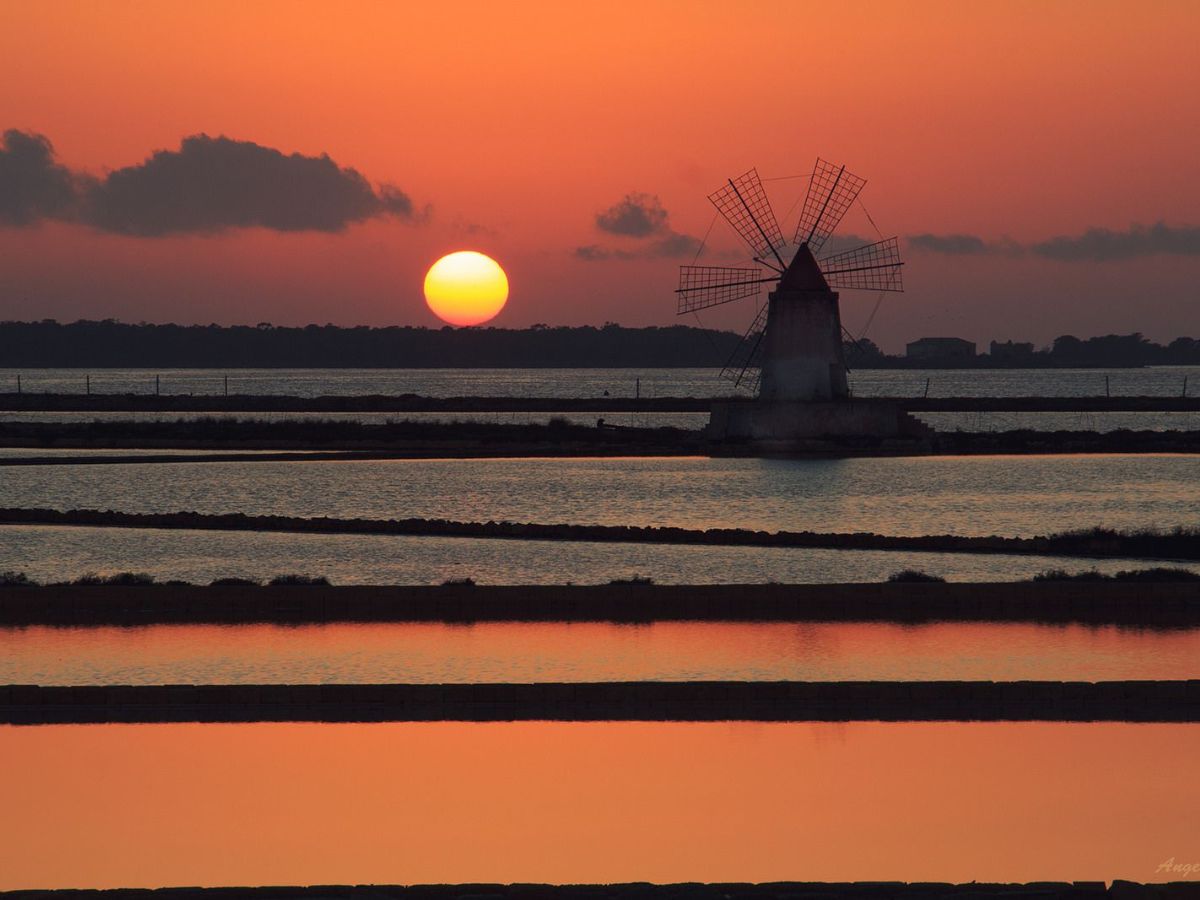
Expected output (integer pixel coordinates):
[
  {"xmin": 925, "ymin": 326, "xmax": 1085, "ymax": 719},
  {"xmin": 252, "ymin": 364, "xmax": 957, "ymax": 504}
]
[
  {"xmin": 1031, "ymin": 222, "xmax": 1200, "ymax": 261},
  {"xmin": 650, "ymin": 231, "xmax": 703, "ymax": 258},
  {"xmin": 574, "ymin": 233, "xmax": 701, "ymax": 261},
  {"xmin": 579, "ymin": 191, "xmax": 703, "ymax": 261},
  {"xmin": 0, "ymin": 129, "xmax": 80, "ymax": 225},
  {"xmin": 595, "ymin": 192, "xmax": 669, "ymax": 237},
  {"xmin": 0, "ymin": 129, "xmax": 422, "ymax": 235},
  {"xmin": 909, "ymin": 224, "xmax": 1200, "ymax": 261},
  {"xmin": 574, "ymin": 244, "xmax": 620, "ymax": 261},
  {"xmin": 907, "ymin": 233, "xmax": 992, "ymax": 255}
]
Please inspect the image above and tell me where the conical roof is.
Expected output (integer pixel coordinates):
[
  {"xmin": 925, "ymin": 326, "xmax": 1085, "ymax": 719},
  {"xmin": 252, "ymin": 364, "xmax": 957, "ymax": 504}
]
[{"xmin": 777, "ymin": 243, "xmax": 830, "ymax": 292}]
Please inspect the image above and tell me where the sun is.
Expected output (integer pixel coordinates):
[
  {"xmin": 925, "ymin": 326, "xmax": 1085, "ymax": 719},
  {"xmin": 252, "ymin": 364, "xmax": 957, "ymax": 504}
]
[{"xmin": 423, "ymin": 251, "xmax": 509, "ymax": 326}]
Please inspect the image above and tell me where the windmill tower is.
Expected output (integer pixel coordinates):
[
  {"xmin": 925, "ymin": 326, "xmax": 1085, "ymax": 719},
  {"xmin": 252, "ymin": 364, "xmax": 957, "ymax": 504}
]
[{"xmin": 678, "ymin": 158, "xmax": 923, "ymax": 444}]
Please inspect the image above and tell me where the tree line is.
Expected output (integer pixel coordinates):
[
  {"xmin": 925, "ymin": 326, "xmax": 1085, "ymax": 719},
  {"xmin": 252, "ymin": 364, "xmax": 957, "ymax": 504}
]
[
  {"xmin": 0, "ymin": 320, "xmax": 741, "ymax": 368},
  {"xmin": 2, "ymin": 320, "xmax": 1198, "ymax": 368}
]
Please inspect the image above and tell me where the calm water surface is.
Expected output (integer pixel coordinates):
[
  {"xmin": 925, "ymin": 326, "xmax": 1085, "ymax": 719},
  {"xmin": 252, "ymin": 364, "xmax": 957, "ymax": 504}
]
[
  {"xmin": 4, "ymin": 366, "xmax": 1199, "ymax": 398},
  {"xmin": 3, "ymin": 454, "xmax": 1198, "ymax": 536},
  {"xmin": 1, "ymin": 525, "xmax": 1187, "ymax": 584},
  {"xmin": 5, "ymin": 620, "xmax": 1197, "ymax": 685},
  {"xmin": 0, "ymin": 721, "xmax": 1193, "ymax": 887}
]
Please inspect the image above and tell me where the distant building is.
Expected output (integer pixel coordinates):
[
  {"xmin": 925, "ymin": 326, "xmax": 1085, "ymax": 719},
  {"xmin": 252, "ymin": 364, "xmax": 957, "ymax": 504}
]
[
  {"xmin": 905, "ymin": 337, "xmax": 976, "ymax": 360},
  {"xmin": 989, "ymin": 340, "xmax": 1035, "ymax": 360}
]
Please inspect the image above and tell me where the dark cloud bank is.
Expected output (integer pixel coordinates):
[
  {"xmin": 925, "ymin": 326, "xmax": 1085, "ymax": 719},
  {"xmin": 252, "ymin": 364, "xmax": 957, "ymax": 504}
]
[
  {"xmin": 909, "ymin": 224, "xmax": 1200, "ymax": 261},
  {"xmin": 577, "ymin": 192, "xmax": 702, "ymax": 261},
  {"xmin": 0, "ymin": 129, "xmax": 420, "ymax": 235}
]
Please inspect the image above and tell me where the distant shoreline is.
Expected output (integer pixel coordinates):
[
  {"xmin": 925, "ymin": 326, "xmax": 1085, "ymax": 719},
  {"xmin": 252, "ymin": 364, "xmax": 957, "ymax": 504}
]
[{"xmin": 4, "ymin": 321, "xmax": 1199, "ymax": 368}]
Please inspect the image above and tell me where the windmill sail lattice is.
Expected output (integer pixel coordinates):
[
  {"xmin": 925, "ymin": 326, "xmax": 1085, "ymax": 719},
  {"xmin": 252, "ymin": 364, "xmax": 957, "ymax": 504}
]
[
  {"xmin": 819, "ymin": 237, "xmax": 904, "ymax": 292},
  {"xmin": 707, "ymin": 169, "xmax": 786, "ymax": 265},
  {"xmin": 677, "ymin": 266, "xmax": 774, "ymax": 314},
  {"xmin": 793, "ymin": 158, "xmax": 867, "ymax": 255},
  {"xmin": 720, "ymin": 303, "xmax": 768, "ymax": 390}
]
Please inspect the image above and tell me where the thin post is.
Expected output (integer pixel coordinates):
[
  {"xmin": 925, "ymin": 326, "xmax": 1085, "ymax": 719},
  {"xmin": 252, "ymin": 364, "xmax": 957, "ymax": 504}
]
[
  {"xmin": 1183, "ymin": 375, "xmax": 1188, "ymax": 398},
  {"xmin": 156, "ymin": 374, "xmax": 160, "ymax": 396},
  {"xmin": 224, "ymin": 375, "xmax": 229, "ymax": 397},
  {"xmin": 1105, "ymin": 375, "xmax": 1110, "ymax": 398},
  {"xmin": 86, "ymin": 375, "xmax": 90, "ymax": 395},
  {"xmin": 16, "ymin": 374, "xmax": 20, "ymax": 394},
  {"xmin": 635, "ymin": 377, "xmax": 640, "ymax": 400},
  {"xmin": 923, "ymin": 377, "xmax": 931, "ymax": 399}
]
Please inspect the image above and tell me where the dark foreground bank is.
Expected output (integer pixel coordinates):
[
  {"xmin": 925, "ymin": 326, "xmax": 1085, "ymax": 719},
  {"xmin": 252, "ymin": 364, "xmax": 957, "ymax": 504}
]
[
  {"xmin": 3, "ymin": 680, "xmax": 1198, "ymax": 724},
  {"xmin": 1, "ymin": 582, "xmax": 1198, "ymax": 627},
  {"xmin": 5, "ymin": 392, "xmax": 1200, "ymax": 413},
  {"xmin": 0, "ymin": 884, "xmax": 1193, "ymax": 900},
  {"xmin": 6, "ymin": 418, "xmax": 1200, "ymax": 456}
]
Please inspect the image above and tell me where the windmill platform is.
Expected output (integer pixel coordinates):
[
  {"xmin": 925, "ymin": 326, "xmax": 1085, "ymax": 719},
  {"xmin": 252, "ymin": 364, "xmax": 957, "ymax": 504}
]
[{"xmin": 707, "ymin": 396, "xmax": 931, "ymax": 447}]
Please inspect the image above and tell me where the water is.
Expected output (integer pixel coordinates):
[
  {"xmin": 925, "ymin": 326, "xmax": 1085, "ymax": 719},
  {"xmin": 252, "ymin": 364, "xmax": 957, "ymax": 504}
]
[
  {"xmin": 3, "ymin": 366, "xmax": 1199, "ymax": 398},
  {"xmin": 2, "ymin": 525, "xmax": 1176, "ymax": 585},
  {"xmin": 3, "ymin": 454, "xmax": 1198, "ymax": 537},
  {"xmin": 4, "ymin": 620, "xmax": 1196, "ymax": 686},
  {"xmin": 0, "ymin": 721, "xmax": 1193, "ymax": 887}
]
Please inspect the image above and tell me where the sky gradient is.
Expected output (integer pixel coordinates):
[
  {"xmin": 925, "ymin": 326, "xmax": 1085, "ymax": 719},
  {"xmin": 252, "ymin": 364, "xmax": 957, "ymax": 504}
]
[{"xmin": 2, "ymin": 0, "xmax": 1198, "ymax": 350}]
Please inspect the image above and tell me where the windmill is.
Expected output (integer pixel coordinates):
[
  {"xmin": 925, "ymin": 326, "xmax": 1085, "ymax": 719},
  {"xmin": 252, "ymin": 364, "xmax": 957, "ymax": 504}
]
[{"xmin": 676, "ymin": 158, "xmax": 903, "ymax": 402}]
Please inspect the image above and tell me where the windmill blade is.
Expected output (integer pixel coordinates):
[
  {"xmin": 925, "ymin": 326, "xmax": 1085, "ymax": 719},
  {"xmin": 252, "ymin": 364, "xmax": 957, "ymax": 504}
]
[
  {"xmin": 676, "ymin": 265, "xmax": 775, "ymax": 314},
  {"xmin": 720, "ymin": 303, "xmax": 769, "ymax": 391},
  {"xmin": 793, "ymin": 158, "xmax": 867, "ymax": 255},
  {"xmin": 707, "ymin": 169, "xmax": 786, "ymax": 267},
  {"xmin": 819, "ymin": 236, "xmax": 904, "ymax": 292}
]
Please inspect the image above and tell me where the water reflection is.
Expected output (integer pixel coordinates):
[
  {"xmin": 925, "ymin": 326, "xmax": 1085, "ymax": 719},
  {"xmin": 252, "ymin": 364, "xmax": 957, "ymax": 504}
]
[
  {"xmin": 4, "ymin": 620, "xmax": 1197, "ymax": 686},
  {"xmin": 3, "ymin": 454, "xmax": 1198, "ymax": 536},
  {"xmin": 0, "ymin": 721, "xmax": 1193, "ymax": 888}
]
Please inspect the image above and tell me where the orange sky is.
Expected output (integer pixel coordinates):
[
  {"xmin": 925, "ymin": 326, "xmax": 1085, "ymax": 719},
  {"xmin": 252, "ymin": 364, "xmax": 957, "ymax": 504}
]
[{"xmin": 2, "ymin": 1, "xmax": 1199, "ymax": 348}]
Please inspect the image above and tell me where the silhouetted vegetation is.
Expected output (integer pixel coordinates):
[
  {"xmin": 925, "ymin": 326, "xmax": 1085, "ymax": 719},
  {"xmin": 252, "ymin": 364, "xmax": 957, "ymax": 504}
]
[
  {"xmin": 1031, "ymin": 569, "xmax": 1107, "ymax": 582},
  {"xmin": 70, "ymin": 571, "xmax": 156, "ymax": 586},
  {"xmin": 441, "ymin": 577, "xmax": 476, "ymax": 587},
  {"xmin": 1032, "ymin": 567, "xmax": 1200, "ymax": 583},
  {"xmin": 609, "ymin": 575, "xmax": 654, "ymax": 585},
  {"xmin": 0, "ymin": 570, "xmax": 35, "ymax": 587},
  {"xmin": 887, "ymin": 569, "xmax": 947, "ymax": 583},
  {"xmin": 3, "ymin": 320, "xmax": 1199, "ymax": 368},
  {"xmin": 210, "ymin": 576, "xmax": 261, "ymax": 586},
  {"xmin": 267, "ymin": 574, "xmax": 330, "ymax": 586},
  {"xmin": 0, "ymin": 320, "xmax": 741, "ymax": 368}
]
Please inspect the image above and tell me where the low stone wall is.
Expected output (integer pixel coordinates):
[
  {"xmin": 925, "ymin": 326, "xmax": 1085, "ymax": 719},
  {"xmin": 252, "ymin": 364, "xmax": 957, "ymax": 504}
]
[
  {"xmin": 0, "ymin": 880, "xmax": 1193, "ymax": 899},
  {"xmin": 2, "ymin": 681, "xmax": 1197, "ymax": 725},
  {"xmin": 1, "ymin": 583, "xmax": 1196, "ymax": 627}
]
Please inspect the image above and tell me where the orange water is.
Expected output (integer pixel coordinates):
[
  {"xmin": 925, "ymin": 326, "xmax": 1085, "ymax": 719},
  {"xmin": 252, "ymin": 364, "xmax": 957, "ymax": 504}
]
[
  {"xmin": 5, "ymin": 620, "xmax": 1200, "ymax": 684},
  {"xmin": 0, "ymin": 721, "xmax": 1195, "ymax": 888}
]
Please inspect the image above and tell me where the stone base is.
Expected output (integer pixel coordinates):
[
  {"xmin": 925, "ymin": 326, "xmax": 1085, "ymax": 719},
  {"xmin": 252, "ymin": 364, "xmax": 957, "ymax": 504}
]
[{"xmin": 707, "ymin": 398, "xmax": 933, "ymax": 446}]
